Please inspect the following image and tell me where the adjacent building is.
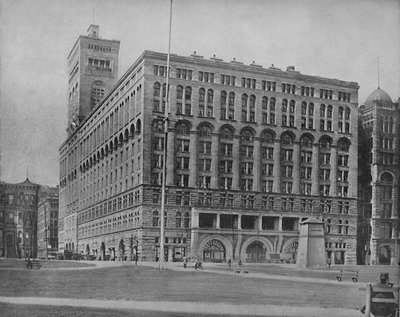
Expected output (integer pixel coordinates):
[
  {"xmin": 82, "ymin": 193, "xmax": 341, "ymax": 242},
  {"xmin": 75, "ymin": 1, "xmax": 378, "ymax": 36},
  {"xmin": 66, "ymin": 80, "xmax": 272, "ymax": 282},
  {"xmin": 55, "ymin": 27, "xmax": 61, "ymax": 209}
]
[
  {"xmin": 0, "ymin": 179, "xmax": 40, "ymax": 258},
  {"xmin": 358, "ymin": 88, "xmax": 399, "ymax": 265},
  {"xmin": 59, "ymin": 25, "xmax": 360, "ymax": 264},
  {"xmin": 37, "ymin": 187, "xmax": 59, "ymax": 258}
]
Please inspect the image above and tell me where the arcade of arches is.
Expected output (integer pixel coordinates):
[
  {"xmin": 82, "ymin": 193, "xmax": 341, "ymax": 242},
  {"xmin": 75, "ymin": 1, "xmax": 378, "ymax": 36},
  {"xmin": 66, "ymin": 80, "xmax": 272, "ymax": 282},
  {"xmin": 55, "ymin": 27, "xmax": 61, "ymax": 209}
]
[{"xmin": 197, "ymin": 236, "xmax": 299, "ymax": 263}]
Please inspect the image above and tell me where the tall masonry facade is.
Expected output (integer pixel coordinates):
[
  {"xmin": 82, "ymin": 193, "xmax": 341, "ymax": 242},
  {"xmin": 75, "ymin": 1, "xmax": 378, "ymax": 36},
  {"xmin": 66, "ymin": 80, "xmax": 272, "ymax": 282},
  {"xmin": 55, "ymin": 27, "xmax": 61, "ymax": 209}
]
[
  {"xmin": 358, "ymin": 88, "xmax": 399, "ymax": 265},
  {"xmin": 59, "ymin": 26, "xmax": 359, "ymax": 264}
]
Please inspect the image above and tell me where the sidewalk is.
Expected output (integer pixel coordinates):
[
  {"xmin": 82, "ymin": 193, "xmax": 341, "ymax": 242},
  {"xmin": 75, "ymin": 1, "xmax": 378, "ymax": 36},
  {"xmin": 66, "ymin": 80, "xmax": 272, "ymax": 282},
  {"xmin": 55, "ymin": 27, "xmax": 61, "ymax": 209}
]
[
  {"xmin": 0, "ymin": 296, "xmax": 364, "ymax": 317},
  {"xmin": 137, "ymin": 261, "xmax": 362, "ymax": 287}
]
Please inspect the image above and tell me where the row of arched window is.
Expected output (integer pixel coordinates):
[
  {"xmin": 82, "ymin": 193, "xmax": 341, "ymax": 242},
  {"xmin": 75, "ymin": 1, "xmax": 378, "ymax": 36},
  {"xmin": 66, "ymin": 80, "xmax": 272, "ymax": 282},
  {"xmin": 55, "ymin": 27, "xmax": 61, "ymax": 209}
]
[
  {"xmin": 78, "ymin": 121, "xmax": 142, "ymax": 173},
  {"xmin": 152, "ymin": 83, "xmax": 351, "ymax": 129},
  {"xmin": 152, "ymin": 119, "xmax": 351, "ymax": 149}
]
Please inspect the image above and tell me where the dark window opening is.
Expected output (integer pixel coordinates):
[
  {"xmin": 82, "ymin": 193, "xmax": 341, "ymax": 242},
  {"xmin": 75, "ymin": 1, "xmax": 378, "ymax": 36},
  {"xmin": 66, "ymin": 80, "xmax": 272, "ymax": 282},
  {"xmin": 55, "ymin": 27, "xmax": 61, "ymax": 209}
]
[
  {"xmin": 282, "ymin": 217, "xmax": 298, "ymax": 231},
  {"xmin": 199, "ymin": 213, "xmax": 217, "ymax": 228},
  {"xmin": 220, "ymin": 214, "xmax": 238, "ymax": 229},
  {"xmin": 241, "ymin": 215, "xmax": 257, "ymax": 230},
  {"xmin": 262, "ymin": 216, "xmax": 279, "ymax": 230}
]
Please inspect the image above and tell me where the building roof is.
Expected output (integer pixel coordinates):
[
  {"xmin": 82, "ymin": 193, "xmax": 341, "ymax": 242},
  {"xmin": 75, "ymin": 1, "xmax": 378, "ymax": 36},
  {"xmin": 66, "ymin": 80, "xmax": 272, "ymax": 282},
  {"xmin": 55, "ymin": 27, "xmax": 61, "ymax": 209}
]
[{"xmin": 364, "ymin": 87, "xmax": 393, "ymax": 109}]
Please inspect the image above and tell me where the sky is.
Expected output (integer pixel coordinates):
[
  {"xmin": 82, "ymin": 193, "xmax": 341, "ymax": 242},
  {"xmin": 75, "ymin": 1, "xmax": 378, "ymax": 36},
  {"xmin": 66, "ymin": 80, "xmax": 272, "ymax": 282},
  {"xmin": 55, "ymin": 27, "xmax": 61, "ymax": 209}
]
[{"xmin": 0, "ymin": 0, "xmax": 399, "ymax": 187}]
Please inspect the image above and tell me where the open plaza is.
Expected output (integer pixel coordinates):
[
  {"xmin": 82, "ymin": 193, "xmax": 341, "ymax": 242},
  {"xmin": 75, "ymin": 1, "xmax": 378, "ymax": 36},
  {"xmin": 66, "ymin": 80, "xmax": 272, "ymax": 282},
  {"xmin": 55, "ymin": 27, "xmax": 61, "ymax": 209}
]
[{"xmin": 0, "ymin": 258, "xmax": 399, "ymax": 316}]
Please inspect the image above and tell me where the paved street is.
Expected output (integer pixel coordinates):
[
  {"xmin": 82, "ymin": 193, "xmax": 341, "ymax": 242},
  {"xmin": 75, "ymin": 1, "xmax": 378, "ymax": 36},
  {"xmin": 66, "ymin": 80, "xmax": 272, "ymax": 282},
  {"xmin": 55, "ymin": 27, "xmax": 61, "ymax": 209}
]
[{"xmin": 0, "ymin": 259, "xmax": 385, "ymax": 316}]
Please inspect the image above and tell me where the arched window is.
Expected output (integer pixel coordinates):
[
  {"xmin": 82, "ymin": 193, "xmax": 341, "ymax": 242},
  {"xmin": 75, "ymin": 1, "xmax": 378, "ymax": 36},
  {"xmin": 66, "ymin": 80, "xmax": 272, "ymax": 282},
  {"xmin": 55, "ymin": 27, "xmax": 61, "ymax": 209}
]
[
  {"xmin": 228, "ymin": 92, "xmax": 235, "ymax": 106},
  {"xmin": 221, "ymin": 91, "xmax": 227, "ymax": 106},
  {"xmin": 176, "ymin": 85, "xmax": 183, "ymax": 100},
  {"xmin": 338, "ymin": 219, "xmax": 342, "ymax": 234},
  {"xmin": 282, "ymin": 99, "xmax": 288, "ymax": 112},
  {"xmin": 241, "ymin": 129, "xmax": 254, "ymax": 141},
  {"xmin": 262, "ymin": 96, "xmax": 268, "ymax": 109},
  {"xmin": 241, "ymin": 94, "xmax": 248, "ymax": 107},
  {"xmin": 241, "ymin": 94, "xmax": 248, "ymax": 122},
  {"xmin": 176, "ymin": 122, "xmax": 190, "ymax": 134},
  {"xmin": 261, "ymin": 130, "xmax": 274, "ymax": 143},
  {"xmin": 249, "ymin": 95, "xmax": 256, "ymax": 108},
  {"xmin": 344, "ymin": 220, "xmax": 349, "ymax": 234},
  {"xmin": 345, "ymin": 108, "xmax": 350, "ymax": 120},
  {"xmin": 184, "ymin": 87, "xmax": 192, "ymax": 115},
  {"xmin": 320, "ymin": 104, "xmax": 326, "ymax": 117},
  {"xmin": 207, "ymin": 89, "xmax": 214, "ymax": 103},
  {"xmin": 198, "ymin": 125, "xmax": 212, "ymax": 137},
  {"xmin": 381, "ymin": 172, "xmax": 393, "ymax": 183},
  {"xmin": 176, "ymin": 212, "xmax": 182, "ymax": 227},
  {"xmin": 199, "ymin": 88, "xmax": 205, "ymax": 103},
  {"xmin": 320, "ymin": 136, "xmax": 332, "ymax": 149},
  {"xmin": 326, "ymin": 218, "xmax": 331, "ymax": 233},
  {"xmin": 221, "ymin": 127, "xmax": 233, "ymax": 139},
  {"xmin": 301, "ymin": 101, "xmax": 307, "ymax": 114},
  {"xmin": 154, "ymin": 82, "xmax": 161, "ymax": 97},
  {"xmin": 185, "ymin": 86, "xmax": 192, "ymax": 100},
  {"xmin": 206, "ymin": 89, "xmax": 214, "ymax": 117},
  {"xmin": 300, "ymin": 135, "xmax": 313, "ymax": 148},
  {"xmin": 184, "ymin": 212, "xmax": 190, "ymax": 228},
  {"xmin": 337, "ymin": 138, "xmax": 350, "ymax": 151},
  {"xmin": 289, "ymin": 100, "xmax": 296, "ymax": 113},
  {"xmin": 282, "ymin": 133, "xmax": 294, "ymax": 145},
  {"xmin": 152, "ymin": 120, "xmax": 164, "ymax": 132},
  {"xmin": 327, "ymin": 105, "xmax": 333, "ymax": 118},
  {"xmin": 220, "ymin": 91, "xmax": 228, "ymax": 120},
  {"xmin": 152, "ymin": 211, "xmax": 159, "ymax": 227},
  {"xmin": 308, "ymin": 103, "xmax": 314, "ymax": 115},
  {"xmin": 270, "ymin": 97, "xmax": 276, "ymax": 111}
]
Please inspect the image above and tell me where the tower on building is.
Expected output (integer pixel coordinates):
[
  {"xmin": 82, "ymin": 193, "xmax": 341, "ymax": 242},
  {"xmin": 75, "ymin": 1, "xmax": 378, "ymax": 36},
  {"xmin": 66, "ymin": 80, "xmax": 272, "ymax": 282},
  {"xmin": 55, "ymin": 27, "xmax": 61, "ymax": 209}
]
[
  {"xmin": 66, "ymin": 25, "xmax": 120, "ymax": 134},
  {"xmin": 359, "ymin": 87, "xmax": 400, "ymax": 265}
]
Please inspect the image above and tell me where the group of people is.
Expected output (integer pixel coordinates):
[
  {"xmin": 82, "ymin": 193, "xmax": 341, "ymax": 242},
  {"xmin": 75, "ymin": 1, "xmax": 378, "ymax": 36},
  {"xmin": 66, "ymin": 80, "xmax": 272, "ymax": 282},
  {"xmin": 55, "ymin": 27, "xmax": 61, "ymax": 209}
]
[{"xmin": 182, "ymin": 257, "xmax": 202, "ymax": 270}]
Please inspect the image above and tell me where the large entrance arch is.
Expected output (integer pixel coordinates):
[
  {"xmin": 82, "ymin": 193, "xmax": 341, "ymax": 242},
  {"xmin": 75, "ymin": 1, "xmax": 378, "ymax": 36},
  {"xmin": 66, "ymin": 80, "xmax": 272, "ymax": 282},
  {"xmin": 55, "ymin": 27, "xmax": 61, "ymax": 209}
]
[
  {"xmin": 246, "ymin": 241, "xmax": 265, "ymax": 263},
  {"xmin": 240, "ymin": 237, "xmax": 274, "ymax": 263},
  {"xmin": 202, "ymin": 239, "xmax": 226, "ymax": 263},
  {"xmin": 282, "ymin": 239, "xmax": 298, "ymax": 263}
]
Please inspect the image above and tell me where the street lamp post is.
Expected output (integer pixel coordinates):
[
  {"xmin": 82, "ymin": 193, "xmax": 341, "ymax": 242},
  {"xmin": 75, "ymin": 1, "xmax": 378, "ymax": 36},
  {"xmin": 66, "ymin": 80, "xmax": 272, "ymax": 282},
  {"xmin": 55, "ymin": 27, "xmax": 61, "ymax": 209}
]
[
  {"xmin": 158, "ymin": 0, "xmax": 173, "ymax": 270},
  {"xmin": 44, "ymin": 205, "xmax": 48, "ymax": 260}
]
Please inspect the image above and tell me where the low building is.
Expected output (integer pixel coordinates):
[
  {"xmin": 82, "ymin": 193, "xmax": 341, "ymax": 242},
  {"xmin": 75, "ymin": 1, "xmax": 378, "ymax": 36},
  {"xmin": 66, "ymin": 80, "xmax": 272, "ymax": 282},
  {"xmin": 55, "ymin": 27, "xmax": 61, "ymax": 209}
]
[{"xmin": 0, "ymin": 179, "xmax": 40, "ymax": 258}]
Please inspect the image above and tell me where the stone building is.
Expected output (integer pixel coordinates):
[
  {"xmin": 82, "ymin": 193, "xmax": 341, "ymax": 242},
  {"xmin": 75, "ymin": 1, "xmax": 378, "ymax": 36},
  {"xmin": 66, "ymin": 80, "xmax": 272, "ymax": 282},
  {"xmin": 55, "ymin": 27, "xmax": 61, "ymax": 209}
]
[
  {"xmin": 37, "ymin": 187, "xmax": 59, "ymax": 259},
  {"xmin": 0, "ymin": 179, "xmax": 40, "ymax": 258},
  {"xmin": 59, "ymin": 25, "xmax": 359, "ymax": 264},
  {"xmin": 358, "ymin": 88, "xmax": 399, "ymax": 265}
]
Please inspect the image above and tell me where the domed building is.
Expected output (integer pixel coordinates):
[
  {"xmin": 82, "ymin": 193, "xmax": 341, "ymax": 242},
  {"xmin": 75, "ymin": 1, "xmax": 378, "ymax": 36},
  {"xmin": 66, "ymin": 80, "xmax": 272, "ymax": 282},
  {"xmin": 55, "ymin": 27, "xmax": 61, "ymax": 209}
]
[{"xmin": 358, "ymin": 87, "xmax": 399, "ymax": 265}]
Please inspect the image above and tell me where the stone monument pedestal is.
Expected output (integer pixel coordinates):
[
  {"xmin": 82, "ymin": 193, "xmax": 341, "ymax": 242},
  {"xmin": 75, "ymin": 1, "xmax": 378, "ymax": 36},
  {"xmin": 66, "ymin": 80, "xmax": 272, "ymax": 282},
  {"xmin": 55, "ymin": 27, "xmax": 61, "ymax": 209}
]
[{"xmin": 297, "ymin": 218, "xmax": 326, "ymax": 268}]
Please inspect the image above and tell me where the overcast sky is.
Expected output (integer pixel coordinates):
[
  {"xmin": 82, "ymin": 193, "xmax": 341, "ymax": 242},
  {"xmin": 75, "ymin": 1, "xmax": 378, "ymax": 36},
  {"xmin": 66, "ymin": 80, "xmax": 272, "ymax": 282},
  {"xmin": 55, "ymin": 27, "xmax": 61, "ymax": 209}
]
[{"xmin": 0, "ymin": 0, "xmax": 399, "ymax": 186}]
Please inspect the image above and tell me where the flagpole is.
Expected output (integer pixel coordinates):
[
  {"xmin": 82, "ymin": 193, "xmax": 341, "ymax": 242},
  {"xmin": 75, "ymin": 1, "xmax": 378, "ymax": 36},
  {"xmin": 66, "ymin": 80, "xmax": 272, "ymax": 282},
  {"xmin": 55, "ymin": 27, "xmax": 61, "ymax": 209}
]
[{"xmin": 158, "ymin": 0, "xmax": 173, "ymax": 270}]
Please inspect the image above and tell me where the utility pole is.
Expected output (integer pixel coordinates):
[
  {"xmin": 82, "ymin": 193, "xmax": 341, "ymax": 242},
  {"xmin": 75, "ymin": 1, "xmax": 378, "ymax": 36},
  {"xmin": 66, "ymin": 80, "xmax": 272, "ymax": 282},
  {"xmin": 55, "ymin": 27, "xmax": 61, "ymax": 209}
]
[
  {"xmin": 158, "ymin": 0, "xmax": 173, "ymax": 270},
  {"xmin": 44, "ymin": 204, "xmax": 48, "ymax": 260}
]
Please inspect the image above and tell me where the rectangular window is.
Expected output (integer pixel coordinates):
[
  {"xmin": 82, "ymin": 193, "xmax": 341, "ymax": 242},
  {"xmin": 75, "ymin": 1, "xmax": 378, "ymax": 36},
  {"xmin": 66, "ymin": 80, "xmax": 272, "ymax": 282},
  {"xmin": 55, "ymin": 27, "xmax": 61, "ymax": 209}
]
[
  {"xmin": 199, "ymin": 141, "xmax": 211, "ymax": 154},
  {"xmin": 198, "ymin": 71, "xmax": 214, "ymax": 83},
  {"xmin": 221, "ymin": 143, "xmax": 233, "ymax": 156},
  {"xmin": 176, "ymin": 68, "xmax": 192, "ymax": 80}
]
